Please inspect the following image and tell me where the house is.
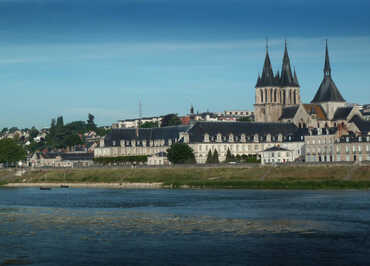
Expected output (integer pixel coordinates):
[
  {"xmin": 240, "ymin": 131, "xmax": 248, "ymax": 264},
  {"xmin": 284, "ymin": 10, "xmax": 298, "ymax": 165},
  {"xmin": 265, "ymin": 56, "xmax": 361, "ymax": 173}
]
[{"xmin": 261, "ymin": 146, "xmax": 295, "ymax": 165}]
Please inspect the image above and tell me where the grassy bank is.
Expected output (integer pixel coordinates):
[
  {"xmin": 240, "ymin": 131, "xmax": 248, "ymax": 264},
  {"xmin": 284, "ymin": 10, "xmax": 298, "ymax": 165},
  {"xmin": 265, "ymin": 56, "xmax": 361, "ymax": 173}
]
[{"xmin": 1, "ymin": 165, "xmax": 370, "ymax": 189}]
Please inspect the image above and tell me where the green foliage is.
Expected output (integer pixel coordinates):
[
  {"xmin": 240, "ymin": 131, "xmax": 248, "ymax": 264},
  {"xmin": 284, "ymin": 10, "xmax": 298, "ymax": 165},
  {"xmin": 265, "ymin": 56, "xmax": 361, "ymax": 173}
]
[
  {"xmin": 46, "ymin": 113, "xmax": 101, "ymax": 149},
  {"xmin": 56, "ymin": 116, "xmax": 64, "ymax": 128},
  {"xmin": 140, "ymin": 121, "xmax": 159, "ymax": 128},
  {"xmin": 0, "ymin": 138, "xmax": 26, "ymax": 165},
  {"xmin": 95, "ymin": 127, "xmax": 109, "ymax": 136},
  {"xmin": 1, "ymin": 128, "xmax": 8, "ymax": 134},
  {"xmin": 240, "ymin": 154, "xmax": 260, "ymax": 163},
  {"xmin": 206, "ymin": 150, "xmax": 213, "ymax": 163},
  {"xmin": 213, "ymin": 150, "xmax": 219, "ymax": 163},
  {"xmin": 9, "ymin": 127, "xmax": 18, "ymax": 133},
  {"xmin": 161, "ymin": 114, "xmax": 182, "ymax": 127},
  {"xmin": 167, "ymin": 143, "xmax": 196, "ymax": 164},
  {"xmin": 206, "ymin": 150, "xmax": 219, "ymax": 164},
  {"xmin": 237, "ymin": 116, "xmax": 253, "ymax": 122},
  {"xmin": 93, "ymin": 155, "xmax": 148, "ymax": 165},
  {"xmin": 29, "ymin": 126, "xmax": 39, "ymax": 139},
  {"xmin": 225, "ymin": 148, "xmax": 234, "ymax": 162},
  {"xmin": 87, "ymin": 113, "xmax": 97, "ymax": 131}
]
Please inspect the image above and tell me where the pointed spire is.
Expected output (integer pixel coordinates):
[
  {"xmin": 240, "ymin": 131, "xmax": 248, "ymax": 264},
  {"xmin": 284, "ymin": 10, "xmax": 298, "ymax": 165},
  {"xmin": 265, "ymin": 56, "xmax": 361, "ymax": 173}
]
[
  {"xmin": 257, "ymin": 40, "xmax": 275, "ymax": 87},
  {"xmin": 311, "ymin": 40, "xmax": 345, "ymax": 103},
  {"xmin": 280, "ymin": 39, "xmax": 296, "ymax": 87},
  {"xmin": 324, "ymin": 39, "xmax": 331, "ymax": 77},
  {"xmin": 293, "ymin": 67, "xmax": 299, "ymax": 86}
]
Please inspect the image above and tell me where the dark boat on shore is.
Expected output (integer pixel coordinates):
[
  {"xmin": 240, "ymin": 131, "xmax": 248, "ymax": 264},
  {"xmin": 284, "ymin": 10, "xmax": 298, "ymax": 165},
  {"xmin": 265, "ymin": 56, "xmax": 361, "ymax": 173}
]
[
  {"xmin": 40, "ymin": 187, "xmax": 52, "ymax": 190},
  {"xmin": 60, "ymin": 185, "xmax": 69, "ymax": 188}
]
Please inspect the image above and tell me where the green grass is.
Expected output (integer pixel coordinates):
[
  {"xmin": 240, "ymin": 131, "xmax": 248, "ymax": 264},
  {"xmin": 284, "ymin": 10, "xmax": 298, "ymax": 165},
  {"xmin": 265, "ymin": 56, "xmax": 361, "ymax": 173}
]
[{"xmin": 2, "ymin": 165, "xmax": 370, "ymax": 189}]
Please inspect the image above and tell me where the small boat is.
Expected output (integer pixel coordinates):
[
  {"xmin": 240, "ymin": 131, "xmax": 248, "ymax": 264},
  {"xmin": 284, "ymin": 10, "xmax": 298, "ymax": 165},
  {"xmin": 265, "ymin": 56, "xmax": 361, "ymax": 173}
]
[
  {"xmin": 60, "ymin": 185, "xmax": 69, "ymax": 188},
  {"xmin": 40, "ymin": 187, "xmax": 52, "ymax": 190}
]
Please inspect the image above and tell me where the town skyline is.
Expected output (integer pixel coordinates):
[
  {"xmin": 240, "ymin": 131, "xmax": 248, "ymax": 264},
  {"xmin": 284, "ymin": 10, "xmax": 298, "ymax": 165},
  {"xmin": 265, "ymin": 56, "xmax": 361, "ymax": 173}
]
[{"xmin": 0, "ymin": 0, "xmax": 369, "ymax": 128}]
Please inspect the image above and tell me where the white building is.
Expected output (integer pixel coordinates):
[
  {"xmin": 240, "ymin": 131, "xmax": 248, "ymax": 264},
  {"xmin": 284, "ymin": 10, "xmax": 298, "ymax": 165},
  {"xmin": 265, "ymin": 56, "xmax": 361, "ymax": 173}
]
[{"xmin": 261, "ymin": 146, "xmax": 295, "ymax": 165}]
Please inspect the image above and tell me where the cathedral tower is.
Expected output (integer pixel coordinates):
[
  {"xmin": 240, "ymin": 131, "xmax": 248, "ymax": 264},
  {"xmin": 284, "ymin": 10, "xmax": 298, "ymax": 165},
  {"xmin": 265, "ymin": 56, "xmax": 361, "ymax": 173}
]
[
  {"xmin": 311, "ymin": 41, "xmax": 346, "ymax": 120},
  {"xmin": 254, "ymin": 41, "xmax": 300, "ymax": 122}
]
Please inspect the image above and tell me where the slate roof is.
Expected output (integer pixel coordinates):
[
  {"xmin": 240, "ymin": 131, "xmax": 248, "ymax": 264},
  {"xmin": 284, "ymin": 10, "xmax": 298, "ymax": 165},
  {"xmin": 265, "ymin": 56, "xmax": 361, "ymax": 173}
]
[
  {"xmin": 303, "ymin": 104, "xmax": 327, "ymax": 120},
  {"xmin": 263, "ymin": 146, "xmax": 290, "ymax": 152},
  {"xmin": 350, "ymin": 115, "xmax": 370, "ymax": 133},
  {"xmin": 188, "ymin": 122, "xmax": 306, "ymax": 143},
  {"xmin": 105, "ymin": 125, "xmax": 191, "ymax": 146},
  {"xmin": 333, "ymin": 106, "xmax": 353, "ymax": 120},
  {"xmin": 256, "ymin": 49, "xmax": 276, "ymax": 87},
  {"xmin": 280, "ymin": 42, "xmax": 298, "ymax": 87},
  {"xmin": 256, "ymin": 43, "xmax": 299, "ymax": 88},
  {"xmin": 60, "ymin": 153, "xmax": 94, "ymax": 161},
  {"xmin": 280, "ymin": 106, "xmax": 299, "ymax": 119},
  {"xmin": 311, "ymin": 42, "xmax": 345, "ymax": 103}
]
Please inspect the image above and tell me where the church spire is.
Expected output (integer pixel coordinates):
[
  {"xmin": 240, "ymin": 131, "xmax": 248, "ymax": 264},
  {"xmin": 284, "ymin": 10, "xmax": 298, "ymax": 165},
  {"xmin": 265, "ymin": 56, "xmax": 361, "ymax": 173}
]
[
  {"xmin": 256, "ymin": 38, "xmax": 275, "ymax": 87},
  {"xmin": 311, "ymin": 40, "xmax": 345, "ymax": 103},
  {"xmin": 324, "ymin": 39, "xmax": 331, "ymax": 77},
  {"xmin": 280, "ymin": 39, "xmax": 296, "ymax": 87},
  {"xmin": 293, "ymin": 67, "xmax": 299, "ymax": 86}
]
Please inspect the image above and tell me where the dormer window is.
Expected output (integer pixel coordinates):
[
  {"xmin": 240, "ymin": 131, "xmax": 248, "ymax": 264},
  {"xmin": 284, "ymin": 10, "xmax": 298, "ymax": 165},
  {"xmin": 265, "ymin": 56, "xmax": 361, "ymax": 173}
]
[
  {"xmin": 346, "ymin": 137, "xmax": 349, "ymax": 143},
  {"xmin": 204, "ymin": 133, "xmax": 210, "ymax": 143},
  {"xmin": 240, "ymin": 134, "xmax": 246, "ymax": 142},
  {"xmin": 254, "ymin": 134, "xmax": 259, "ymax": 143},
  {"xmin": 266, "ymin": 134, "xmax": 271, "ymax": 142},
  {"xmin": 359, "ymin": 136, "xmax": 362, "ymax": 142},
  {"xmin": 229, "ymin": 134, "xmax": 234, "ymax": 142},
  {"xmin": 216, "ymin": 133, "xmax": 222, "ymax": 142},
  {"xmin": 278, "ymin": 134, "xmax": 283, "ymax": 142}
]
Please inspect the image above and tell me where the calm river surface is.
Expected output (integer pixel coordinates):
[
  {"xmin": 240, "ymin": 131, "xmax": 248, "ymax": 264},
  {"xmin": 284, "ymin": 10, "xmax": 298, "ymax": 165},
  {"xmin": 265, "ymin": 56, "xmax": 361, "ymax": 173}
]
[{"xmin": 1, "ymin": 188, "xmax": 370, "ymax": 266}]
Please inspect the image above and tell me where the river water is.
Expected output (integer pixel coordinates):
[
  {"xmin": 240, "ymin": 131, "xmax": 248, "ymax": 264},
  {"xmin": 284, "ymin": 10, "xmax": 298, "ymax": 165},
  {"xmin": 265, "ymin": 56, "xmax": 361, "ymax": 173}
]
[{"xmin": 0, "ymin": 188, "xmax": 370, "ymax": 266}]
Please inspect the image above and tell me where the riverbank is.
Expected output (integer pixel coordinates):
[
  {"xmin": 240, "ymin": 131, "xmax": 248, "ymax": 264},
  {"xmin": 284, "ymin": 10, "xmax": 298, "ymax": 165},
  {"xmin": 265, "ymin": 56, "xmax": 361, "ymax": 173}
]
[{"xmin": 1, "ymin": 164, "xmax": 370, "ymax": 189}]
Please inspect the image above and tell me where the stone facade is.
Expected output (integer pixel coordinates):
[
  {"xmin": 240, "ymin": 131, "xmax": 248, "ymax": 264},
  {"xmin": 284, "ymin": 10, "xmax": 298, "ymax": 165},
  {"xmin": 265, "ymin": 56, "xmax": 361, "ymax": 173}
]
[
  {"xmin": 261, "ymin": 146, "xmax": 295, "ymax": 165},
  {"xmin": 305, "ymin": 129, "xmax": 370, "ymax": 163},
  {"xmin": 95, "ymin": 122, "xmax": 306, "ymax": 164}
]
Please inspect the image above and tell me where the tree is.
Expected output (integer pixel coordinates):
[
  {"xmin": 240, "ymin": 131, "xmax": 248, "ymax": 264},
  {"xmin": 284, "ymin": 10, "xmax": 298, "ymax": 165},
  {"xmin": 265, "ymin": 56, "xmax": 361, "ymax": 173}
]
[
  {"xmin": 237, "ymin": 116, "xmax": 253, "ymax": 122},
  {"xmin": 56, "ymin": 116, "xmax": 64, "ymax": 128},
  {"xmin": 140, "ymin": 121, "xmax": 159, "ymax": 128},
  {"xmin": 167, "ymin": 143, "xmax": 196, "ymax": 164},
  {"xmin": 87, "ymin": 113, "xmax": 97, "ymax": 131},
  {"xmin": 225, "ymin": 148, "xmax": 234, "ymax": 162},
  {"xmin": 29, "ymin": 126, "xmax": 39, "ymax": 139},
  {"xmin": 206, "ymin": 150, "xmax": 213, "ymax": 163},
  {"xmin": 0, "ymin": 138, "xmax": 26, "ymax": 165},
  {"xmin": 161, "ymin": 114, "xmax": 182, "ymax": 127},
  {"xmin": 213, "ymin": 150, "xmax": 219, "ymax": 163}
]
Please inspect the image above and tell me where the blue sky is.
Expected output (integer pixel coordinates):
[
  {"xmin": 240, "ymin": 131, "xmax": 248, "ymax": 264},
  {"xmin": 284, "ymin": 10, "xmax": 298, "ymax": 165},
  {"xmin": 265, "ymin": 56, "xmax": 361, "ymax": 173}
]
[{"xmin": 0, "ymin": 0, "xmax": 369, "ymax": 128}]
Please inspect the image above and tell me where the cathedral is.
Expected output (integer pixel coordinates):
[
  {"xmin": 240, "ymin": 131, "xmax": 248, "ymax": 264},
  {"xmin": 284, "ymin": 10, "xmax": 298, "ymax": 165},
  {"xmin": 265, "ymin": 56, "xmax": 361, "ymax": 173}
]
[
  {"xmin": 255, "ymin": 41, "xmax": 361, "ymax": 129},
  {"xmin": 254, "ymin": 41, "xmax": 300, "ymax": 122}
]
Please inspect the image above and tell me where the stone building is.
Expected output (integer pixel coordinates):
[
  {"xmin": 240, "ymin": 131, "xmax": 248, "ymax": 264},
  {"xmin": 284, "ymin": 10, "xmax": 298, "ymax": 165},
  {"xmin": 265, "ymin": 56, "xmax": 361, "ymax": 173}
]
[
  {"xmin": 278, "ymin": 41, "xmax": 363, "ymax": 129},
  {"xmin": 305, "ymin": 117, "xmax": 370, "ymax": 163},
  {"xmin": 261, "ymin": 146, "xmax": 295, "ymax": 165},
  {"xmin": 95, "ymin": 122, "xmax": 306, "ymax": 164},
  {"xmin": 254, "ymin": 41, "xmax": 300, "ymax": 122},
  {"xmin": 186, "ymin": 122, "xmax": 305, "ymax": 163}
]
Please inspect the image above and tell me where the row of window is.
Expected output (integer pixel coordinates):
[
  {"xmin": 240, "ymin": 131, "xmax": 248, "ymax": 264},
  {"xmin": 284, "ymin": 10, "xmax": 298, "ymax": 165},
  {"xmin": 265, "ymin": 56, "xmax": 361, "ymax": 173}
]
[
  {"xmin": 204, "ymin": 134, "xmax": 300, "ymax": 143},
  {"xmin": 307, "ymin": 144, "xmax": 370, "ymax": 154},
  {"xmin": 306, "ymin": 154, "xmax": 370, "ymax": 162}
]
